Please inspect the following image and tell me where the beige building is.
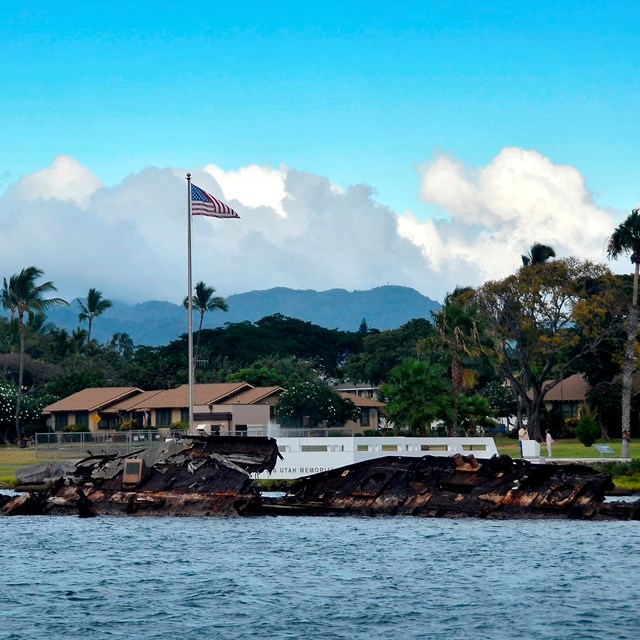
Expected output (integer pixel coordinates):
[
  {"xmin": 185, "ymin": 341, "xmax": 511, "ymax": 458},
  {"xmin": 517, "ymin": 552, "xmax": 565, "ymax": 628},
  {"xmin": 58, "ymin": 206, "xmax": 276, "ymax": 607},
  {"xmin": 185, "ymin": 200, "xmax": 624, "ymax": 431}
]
[
  {"xmin": 43, "ymin": 387, "xmax": 144, "ymax": 431},
  {"xmin": 43, "ymin": 383, "xmax": 283, "ymax": 434},
  {"xmin": 339, "ymin": 393, "xmax": 385, "ymax": 431},
  {"xmin": 542, "ymin": 374, "xmax": 590, "ymax": 419},
  {"xmin": 43, "ymin": 384, "xmax": 385, "ymax": 436}
]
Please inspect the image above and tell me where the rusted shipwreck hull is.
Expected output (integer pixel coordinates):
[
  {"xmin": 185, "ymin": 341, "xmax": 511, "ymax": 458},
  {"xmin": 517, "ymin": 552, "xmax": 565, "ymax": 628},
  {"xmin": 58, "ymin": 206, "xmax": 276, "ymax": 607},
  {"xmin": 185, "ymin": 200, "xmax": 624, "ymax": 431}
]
[
  {"xmin": 1, "ymin": 435, "xmax": 280, "ymax": 517},
  {"xmin": 255, "ymin": 453, "xmax": 640, "ymax": 520},
  {"xmin": 2, "ymin": 444, "xmax": 639, "ymax": 520}
]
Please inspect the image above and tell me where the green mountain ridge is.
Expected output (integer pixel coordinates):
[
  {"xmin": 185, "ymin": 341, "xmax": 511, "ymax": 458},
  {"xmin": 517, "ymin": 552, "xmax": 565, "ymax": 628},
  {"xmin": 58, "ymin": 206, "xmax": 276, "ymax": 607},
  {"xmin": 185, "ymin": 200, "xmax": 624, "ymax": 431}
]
[{"xmin": 41, "ymin": 285, "xmax": 441, "ymax": 346}]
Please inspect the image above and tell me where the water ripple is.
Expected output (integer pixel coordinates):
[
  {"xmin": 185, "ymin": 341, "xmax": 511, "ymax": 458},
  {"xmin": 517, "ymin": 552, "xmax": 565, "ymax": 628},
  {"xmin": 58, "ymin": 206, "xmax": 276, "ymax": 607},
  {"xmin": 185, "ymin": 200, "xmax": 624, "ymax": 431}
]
[{"xmin": 1, "ymin": 516, "xmax": 639, "ymax": 639}]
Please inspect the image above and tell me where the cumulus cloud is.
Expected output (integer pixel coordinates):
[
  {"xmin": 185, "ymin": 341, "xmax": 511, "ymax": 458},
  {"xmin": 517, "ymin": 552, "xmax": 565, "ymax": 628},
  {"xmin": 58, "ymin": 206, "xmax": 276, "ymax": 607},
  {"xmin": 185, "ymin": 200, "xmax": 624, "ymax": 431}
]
[
  {"xmin": 400, "ymin": 147, "xmax": 616, "ymax": 288},
  {"xmin": 0, "ymin": 150, "xmax": 622, "ymax": 307},
  {"xmin": 0, "ymin": 156, "xmax": 430, "ymax": 304},
  {"xmin": 202, "ymin": 163, "xmax": 288, "ymax": 218},
  {"xmin": 9, "ymin": 156, "xmax": 102, "ymax": 207}
]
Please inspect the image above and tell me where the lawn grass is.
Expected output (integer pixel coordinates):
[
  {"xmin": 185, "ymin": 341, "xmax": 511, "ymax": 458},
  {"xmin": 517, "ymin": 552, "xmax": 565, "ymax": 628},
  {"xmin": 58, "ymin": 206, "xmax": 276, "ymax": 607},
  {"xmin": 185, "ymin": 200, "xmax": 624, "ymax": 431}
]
[
  {"xmin": 495, "ymin": 436, "xmax": 640, "ymax": 491},
  {"xmin": 0, "ymin": 446, "xmax": 38, "ymax": 487},
  {"xmin": 493, "ymin": 436, "xmax": 640, "ymax": 459}
]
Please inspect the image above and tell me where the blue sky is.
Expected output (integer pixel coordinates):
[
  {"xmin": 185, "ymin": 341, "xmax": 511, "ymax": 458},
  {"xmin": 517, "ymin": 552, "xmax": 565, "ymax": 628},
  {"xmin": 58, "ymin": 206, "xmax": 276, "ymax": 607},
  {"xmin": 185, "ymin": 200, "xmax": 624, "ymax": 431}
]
[{"xmin": 1, "ymin": 1, "xmax": 639, "ymax": 304}]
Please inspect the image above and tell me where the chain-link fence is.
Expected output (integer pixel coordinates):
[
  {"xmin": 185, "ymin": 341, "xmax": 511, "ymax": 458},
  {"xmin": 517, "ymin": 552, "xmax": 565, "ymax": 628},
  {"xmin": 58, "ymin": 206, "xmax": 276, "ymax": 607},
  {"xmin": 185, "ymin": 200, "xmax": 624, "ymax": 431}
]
[{"xmin": 35, "ymin": 431, "xmax": 164, "ymax": 461}]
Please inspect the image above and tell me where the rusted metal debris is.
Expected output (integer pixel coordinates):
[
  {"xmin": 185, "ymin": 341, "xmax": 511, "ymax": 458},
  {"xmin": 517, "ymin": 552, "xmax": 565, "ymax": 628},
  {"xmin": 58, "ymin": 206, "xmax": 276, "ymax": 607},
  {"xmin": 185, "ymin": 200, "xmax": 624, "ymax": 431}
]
[
  {"xmin": 2, "ymin": 443, "xmax": 639, "ymax": 520},
  {"xmin": 0, "ymin": 435, "xmax": 280, "ymax": 517},
  {"xmin": 254, "ymin": 454, "xmax": 640, "ymax": 520}
]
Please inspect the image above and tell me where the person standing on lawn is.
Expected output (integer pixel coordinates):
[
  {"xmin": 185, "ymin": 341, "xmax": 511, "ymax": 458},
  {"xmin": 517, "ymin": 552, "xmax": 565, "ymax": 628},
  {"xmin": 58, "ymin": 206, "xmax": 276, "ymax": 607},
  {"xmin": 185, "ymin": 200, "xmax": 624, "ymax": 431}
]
[
  {"xmin": 545, "ymin": 429, "xmax": 554, "ymax": 458},
  {"xmin": 518, "ymin": 425, "xmax": 529, "ymax": 456}
]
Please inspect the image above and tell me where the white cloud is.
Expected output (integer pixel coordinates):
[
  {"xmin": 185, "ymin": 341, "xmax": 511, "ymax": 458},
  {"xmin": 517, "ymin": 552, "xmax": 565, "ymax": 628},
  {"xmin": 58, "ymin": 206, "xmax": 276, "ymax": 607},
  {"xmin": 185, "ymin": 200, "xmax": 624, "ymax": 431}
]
[
  {"xmin": 0, "ymin": 157, "xmax": 430, "ymax": 304},
  {"xmin": 202, "ymin": 163, "xmax": 288, "ymax": 218},
  {"xmin": 0, "ymin": 150, "xmax": 623, "ymax": 308},
  {"xmin": 10, "ymin": 155, "xmax": 102, "ymax": 207},
  {"xmin": 401, "ymin": 147, "xmax": 616, "ymax": 289}
]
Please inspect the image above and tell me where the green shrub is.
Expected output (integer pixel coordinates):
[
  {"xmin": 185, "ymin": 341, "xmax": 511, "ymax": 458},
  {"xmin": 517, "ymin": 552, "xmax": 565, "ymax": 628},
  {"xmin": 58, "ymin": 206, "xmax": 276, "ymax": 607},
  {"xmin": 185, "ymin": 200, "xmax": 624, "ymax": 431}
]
[
  {"xmin": 62, "ymin": 424, "xmax": 90, "ymax": 433},
  {"xmin": 22, "ymin": 424, "xmax": 50, "ymax": 436},
  {"xmin": 598, "ymin": 459, "xmax": 640, "ymax": 476},
  {"xmin": 119, "ymin": 419, "xmax": 138, "ymax": 431},
  {"xmin": 576, "ymin": 410, "xmax": 601, "ymax": 447},
  {"xmin": 171, "ymin": 421, "xmax": 189, "ymax": 431}
]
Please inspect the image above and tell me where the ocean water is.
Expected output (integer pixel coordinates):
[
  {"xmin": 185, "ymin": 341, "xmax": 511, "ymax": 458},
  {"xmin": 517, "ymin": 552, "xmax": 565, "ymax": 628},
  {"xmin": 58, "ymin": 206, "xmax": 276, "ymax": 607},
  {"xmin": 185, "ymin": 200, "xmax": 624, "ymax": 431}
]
[{"xmin": 0, "ymin": 515, "xmax": 638, "ymax": 640}]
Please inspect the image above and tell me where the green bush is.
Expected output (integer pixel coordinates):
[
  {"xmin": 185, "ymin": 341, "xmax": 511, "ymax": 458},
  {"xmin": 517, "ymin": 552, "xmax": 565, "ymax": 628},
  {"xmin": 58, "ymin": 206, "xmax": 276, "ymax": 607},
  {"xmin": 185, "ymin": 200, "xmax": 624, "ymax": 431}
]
[
  {"xmin": 598, "ymin": 459, "xmax": 640, "ymax": 476},
  {"xmin": 22, "ymin": 424, "xmax": 51, "ymax": 436},
  {"xmin": 119, "ymin": 419, "xmax": 138, "ymax": 431},
  {"xmin": 62, "ymin": 424, "xmax": 90, "ymax": 433},
  {"xmin": 171, "ymin": 421, "xmax": 189, "ymax": 431},
  {"xmin": 576, "ymin": 410, "xmax": 601, "ymax": 447}
]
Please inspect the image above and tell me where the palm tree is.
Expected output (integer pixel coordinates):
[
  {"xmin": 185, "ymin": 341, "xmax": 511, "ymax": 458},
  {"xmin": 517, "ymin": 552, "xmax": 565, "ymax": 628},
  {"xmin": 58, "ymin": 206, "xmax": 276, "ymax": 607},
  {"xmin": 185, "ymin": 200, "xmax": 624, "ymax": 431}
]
[
  {"xmin": 381, "ymin": 359, "xmax": 452, "ymax": 435},
  {"xmin": 1, "ymin": 275, "xmax": 19, "ymax": 352},
  {"xmin": 77, "ymin": 288, "xmax": 112, "ymax": 342},
  {"xmin": 521, "ymin": 243, "xmax": 556, "ymax": 266},
  {"xmin": 71, "ymin": 327, "xmax": 88, "ymax": 353},
  {"xmin": 2, "ymin": 267, "xmax": 67, "ymax": 446},
  {"xmin": 183, "ymin": 281, "xmax": 229, "ymax": 361},
  {"xmin": 426, "ymin": 288, "xmax": 498, "ymax": 436},
  {"xmin": 110, "ymin": 332, "xmax": 135, "ymax": 360},
  {"xmin": 606, "ymin": 208, "xmax": 640, "ymax": 458}
]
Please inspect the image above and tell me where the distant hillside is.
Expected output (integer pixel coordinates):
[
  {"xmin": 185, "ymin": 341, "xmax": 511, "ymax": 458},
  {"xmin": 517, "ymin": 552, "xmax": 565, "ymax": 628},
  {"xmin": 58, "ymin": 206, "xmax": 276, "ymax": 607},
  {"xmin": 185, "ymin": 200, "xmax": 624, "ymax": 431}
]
[{"xmin": 41, "ymin": 285, "xmax": 441, "ymax": 347}]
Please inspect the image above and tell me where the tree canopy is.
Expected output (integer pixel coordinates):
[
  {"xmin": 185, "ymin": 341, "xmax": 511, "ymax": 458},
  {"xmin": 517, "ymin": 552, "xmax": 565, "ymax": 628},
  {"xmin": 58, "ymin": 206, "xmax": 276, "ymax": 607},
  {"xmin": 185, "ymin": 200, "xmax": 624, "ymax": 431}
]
[
  {"xmin": 475, "ymin": 257, "xmax": 624, "ymax": 440},
  {"xmin": 77, "ymin": 288, "xmax": 112, "ymax": 343}
]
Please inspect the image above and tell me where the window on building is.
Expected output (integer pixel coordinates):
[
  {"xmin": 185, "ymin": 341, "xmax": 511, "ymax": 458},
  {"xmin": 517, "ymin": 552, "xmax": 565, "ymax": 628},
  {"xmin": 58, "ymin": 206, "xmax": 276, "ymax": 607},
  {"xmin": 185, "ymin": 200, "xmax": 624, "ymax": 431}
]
[
  {"xmin": 180, "ymin": 408, "xmax": 189, "ymax": 424},
  {"xmin": 560, "ymin": 403, "xmax": 578, "ymax": 420},
  {"xmin": 360, "ymin": 409, "xmax": 370, "ymax": 427},
  {"xmin": 156, "ymin": 409, "xmax": 172, "ymax": 426},
  {"xmin": 235, "ymin": 424, "xmax": 248, "ymax": 437},
  {"xmin": 54, "ymin": 413, "xmax": 68, "ymax": 430},
  {"xmin": 75, "ymin": 411, "xmax": 89, "ymax": 428}
]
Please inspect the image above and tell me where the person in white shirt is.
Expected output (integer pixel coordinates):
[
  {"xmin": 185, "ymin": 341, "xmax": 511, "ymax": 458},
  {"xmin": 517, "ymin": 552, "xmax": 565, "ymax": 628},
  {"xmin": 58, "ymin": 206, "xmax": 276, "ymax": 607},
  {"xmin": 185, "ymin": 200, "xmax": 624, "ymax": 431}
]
[{"xmin": 545, "ymin": 429, "xmax": 554, "ymax": 458}]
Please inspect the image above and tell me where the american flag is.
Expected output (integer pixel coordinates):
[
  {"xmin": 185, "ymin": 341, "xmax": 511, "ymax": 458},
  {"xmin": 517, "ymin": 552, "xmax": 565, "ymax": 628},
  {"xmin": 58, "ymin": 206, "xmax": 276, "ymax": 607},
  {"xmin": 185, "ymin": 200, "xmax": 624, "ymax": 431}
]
[{"xmin": 191, "ymin": 183, "xmax": 240, "ymax": 219}]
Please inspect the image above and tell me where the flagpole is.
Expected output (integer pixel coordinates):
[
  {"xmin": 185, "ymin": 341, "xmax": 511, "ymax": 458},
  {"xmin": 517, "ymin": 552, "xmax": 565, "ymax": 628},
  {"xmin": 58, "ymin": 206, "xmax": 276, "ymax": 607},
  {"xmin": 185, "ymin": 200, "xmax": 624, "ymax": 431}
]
[{"xmin": 186, "ymin": 173, "xmax": 195, "ymax": 434}]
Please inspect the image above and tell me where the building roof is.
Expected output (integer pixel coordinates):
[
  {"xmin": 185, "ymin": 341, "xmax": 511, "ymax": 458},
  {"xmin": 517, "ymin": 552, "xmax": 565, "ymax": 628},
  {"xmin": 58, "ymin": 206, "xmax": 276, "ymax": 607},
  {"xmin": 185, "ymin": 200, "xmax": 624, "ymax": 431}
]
[
  {"xmin": 43, "ymin": 387, "xmax": 143, "ymax": 413},
  {"xmin": 106, "ymin": 390, "xmax": 167, "ymax": 412},
  {"xmin": 43, "ymin": 384, "xmax": 384, "ymax": 416},
  {"xmin": 124, "ymin": 383, "xmax": 253, "ymax": 409},
  {"xmin": 228, "ymin": 386, "xmax": 284, "ymax": 404},
  {"xmin": 543, "ymin": 374, "xmax": 589, "ymax": 402},
  {"xmin": 340, "ymin": 392, "xmax": 385, "ymax": 408}
]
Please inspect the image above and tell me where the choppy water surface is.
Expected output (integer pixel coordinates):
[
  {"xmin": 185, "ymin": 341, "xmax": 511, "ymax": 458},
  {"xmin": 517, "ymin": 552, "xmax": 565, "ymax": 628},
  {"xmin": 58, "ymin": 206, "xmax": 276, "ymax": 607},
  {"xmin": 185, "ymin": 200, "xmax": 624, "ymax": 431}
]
[{"xmin": 0, "ymin": 515, "xmax": 638, "ymax": 640}]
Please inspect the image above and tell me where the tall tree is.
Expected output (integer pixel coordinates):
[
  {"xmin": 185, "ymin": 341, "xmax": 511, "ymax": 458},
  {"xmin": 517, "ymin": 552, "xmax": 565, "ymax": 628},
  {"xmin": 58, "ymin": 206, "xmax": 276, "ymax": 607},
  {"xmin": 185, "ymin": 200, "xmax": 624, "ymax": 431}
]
[
  {"xmin": 71, "ymin": 328, "xmax": 88, "ymax": 352},
  {"xmin": 521, "ymin": 243, "xmax": 556, "ymax": 266},
  {"xmin": 425, "ymin": 288, "xmax": 498, "ymax": 436},
  {"xmin": 183, "ymin": 281, "xmax": 229, "ymax": 361},
  {"xmin": 606, "ymin": 208, "xmax": 640, "ymax": 458},
  {"xmin": 476, "ymin": 258, "xmax": 622, "ymax": 441},
  {"xmin": 77, "ymin": 288, "xmax": 112, "ymax": 343},
  {"xmin": 1, "ymin": 275, "xmax": 19, "ymax": 352},
  {"xmin": 110, "ymin": 332, "xmax": 135, "ymax": 360},
  {"xmin": 1, "ymin": 267, "xmax": 67, "ymax": 446}
]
